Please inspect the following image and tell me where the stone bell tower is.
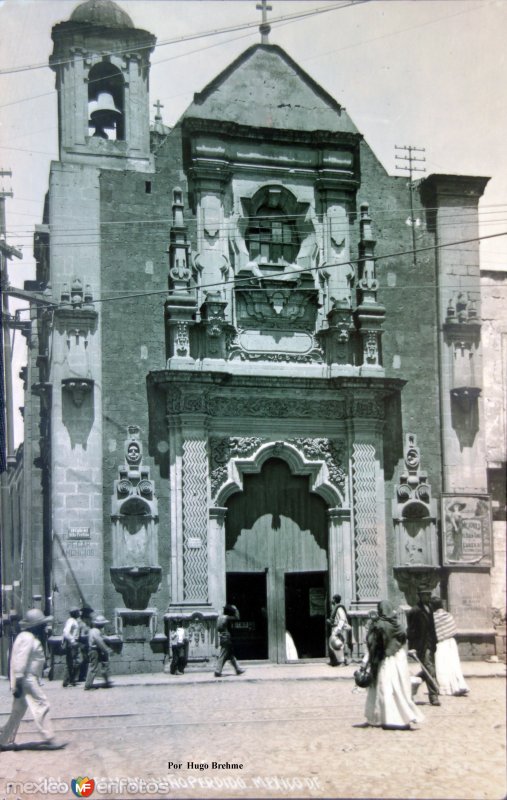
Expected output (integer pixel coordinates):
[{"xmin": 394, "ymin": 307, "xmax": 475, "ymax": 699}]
[
  {"xmin": 46, "ymin": 0, "xmax": 156, "ymax": 628},
  {"xmin": 50, "ymin": 0, "xmax": 156, "ymax": 169}
]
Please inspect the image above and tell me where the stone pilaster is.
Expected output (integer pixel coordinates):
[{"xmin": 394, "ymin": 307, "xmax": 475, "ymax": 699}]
[
  {"xmin": 348, "ymin": 401, "xmax": 387, "ymax": 606},
  {"xmin": 327, "ymin": 507, "xmax": 353, "ymax": 608},
  {"xmin": 168, "ymin": 413, "xmax": 209, "ymax": 606},
  {"xmin": 208, "ymin": 507, "xmax": 227, "ymax": 611}
]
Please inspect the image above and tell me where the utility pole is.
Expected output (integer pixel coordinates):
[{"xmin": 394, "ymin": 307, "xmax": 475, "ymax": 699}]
[
  {"xmin": 0, "ymin": 169, "xmax": 23, "ymax": 674},
  {"xmin": 1, "ymin": 169, "xmax": 22, "ymax": 472},
  {"xmin": 395, "ymin": 145, "xmax": 426, "ymax": 267}
]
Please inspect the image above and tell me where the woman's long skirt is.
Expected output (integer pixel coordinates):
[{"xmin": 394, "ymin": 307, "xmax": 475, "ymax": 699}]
[
  {"xmin": 435, "ymin": 637, "xmax": 469, "ymax": 695},
  {"xmin": 365, "ymin": 647, "xmax": 424, "ymax": 728}
]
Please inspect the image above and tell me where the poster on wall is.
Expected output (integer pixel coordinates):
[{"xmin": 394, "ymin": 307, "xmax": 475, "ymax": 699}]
[{"xmin": 442, "ymin": 494, "xmax": 493, "ymax": 566}]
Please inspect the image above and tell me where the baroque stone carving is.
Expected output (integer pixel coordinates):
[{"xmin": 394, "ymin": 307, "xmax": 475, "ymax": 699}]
[
  {"xmin": 209, "ymin": 436, "xmax": 265, "ymax": 497},
  {"xmin": 110, "ymin": 566, "xmax": 162, "ymax": 611},
  {"xmin": 110, "ymin": 426, "xmax": 161, "ymax": 610},
  {"xmin": 168, "ymin": 388, "xmax": 347, "ymax": 420},
  {"xmin": 175, "ymin": 322, "xmax": 191, "ymax": 357},
  {"xmin": 393, "ymin": 433, "xmax": 438, "ymax": 579},
  {"xmin": 288, "ymin": 438, "xmax": 346, "ymax": 489},
  {"xmin": 209, "ymin": 436, "xmax": 346, "ymax": 499}
]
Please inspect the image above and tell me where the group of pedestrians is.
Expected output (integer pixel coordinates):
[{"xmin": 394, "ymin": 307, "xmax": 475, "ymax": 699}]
[
  {"xmin": 0, "ymin": 604, "xmax": 115, "ymax": 751},
  {"xmin": 0, "ymin": 591, "xmax": 469, "ymax": 750},
  {"xmin": 359, "ymin": 589, "xmax": 469, "ymax": 731},
  {"xmin": 167, "ymin": 604, "xmax": 246, "ymax": 678},
  {"xmin": 61, "ymin": 606, "xmax": 113, "ymax": 691}
]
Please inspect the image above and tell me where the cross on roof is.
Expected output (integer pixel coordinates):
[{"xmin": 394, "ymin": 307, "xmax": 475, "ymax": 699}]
[
  {"xmin": 256, "ymin": 0, "xmax": 272, "ymax": 44},
  {"xmin": 153, "ymin": 99, "xmax": 164, "ymax": 120}
]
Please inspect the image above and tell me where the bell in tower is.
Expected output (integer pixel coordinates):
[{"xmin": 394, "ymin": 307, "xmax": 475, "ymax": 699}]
[
  {"xmin": 88, "ymin": 62, "xmax": 124, "ymax": 140},
  {"xmin": 50, "ymin": 0, "xmax": 156, "ymax": 169}
]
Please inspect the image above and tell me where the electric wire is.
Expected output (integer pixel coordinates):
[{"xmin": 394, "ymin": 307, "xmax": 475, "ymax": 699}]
[
  {"xmin": 6, "ymin": 205, "xmax": 507, "ymax": 237},
  {"xmin": 8, "ymin": 229, "xmax": 505, "ymax": 314},
  {"xmin": 0, "ymin": 1, "xmax": 366, "ymax": 77}
]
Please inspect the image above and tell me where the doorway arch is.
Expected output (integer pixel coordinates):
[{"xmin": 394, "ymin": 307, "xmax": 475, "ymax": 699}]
[
  {"xmin": 225, "ymin": 458, "xmax": 329, "ymax": 662},
  {"xmin": 209, "ymin": 440, "xmax": 352, "ymax": 662}
]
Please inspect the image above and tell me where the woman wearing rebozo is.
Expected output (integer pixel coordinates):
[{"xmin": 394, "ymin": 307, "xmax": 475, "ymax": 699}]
[
  {"xmin": 432, "ymin": 598, "xmax": 469, "ymax": 697},
  {"xmin": 364, "ymin": 600, "xmax": 424, "ymax": 730}
]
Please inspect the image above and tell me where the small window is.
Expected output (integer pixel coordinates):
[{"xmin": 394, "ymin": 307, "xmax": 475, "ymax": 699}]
[{"xmin": 145, "ymin": 181, "xmax": 152, "ymax": 194}]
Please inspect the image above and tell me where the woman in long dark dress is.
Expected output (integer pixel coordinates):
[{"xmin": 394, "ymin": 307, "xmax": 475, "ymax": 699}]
[{"xmin": 365, "ymin": 600, "xmax": 424, "ymax": 730}]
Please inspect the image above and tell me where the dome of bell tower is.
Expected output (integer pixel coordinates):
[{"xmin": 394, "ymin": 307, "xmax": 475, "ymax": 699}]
[{"xmin": 70, "ymin": 0, "xmax": 134, "ymax": 29}]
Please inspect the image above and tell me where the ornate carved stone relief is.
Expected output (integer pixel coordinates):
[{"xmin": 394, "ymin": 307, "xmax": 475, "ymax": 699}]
[
  {"xmin": 110, "ymin": 425, "xmax": 161, "ymax": 610},
  {"xmin": 209, "ymin": 436, "xmax": 345, "ymax": 500},
  {"xmin": 166, "ymin": 384, "xmax": 387, "ymax": 421},
  {"xmin": 288, "ymin": 438, "xmax": 346, "ymax": 490},
  {"xmin": 209, "ymin": 436, "xmax": 265, "ymax": 498},
  {"xmin": 168, "ymin": 387, "xmax": 347, "ymax": 420},
  {"xmin": 393, "ymin": 433, "xmax": 439, "ymax": 604}
]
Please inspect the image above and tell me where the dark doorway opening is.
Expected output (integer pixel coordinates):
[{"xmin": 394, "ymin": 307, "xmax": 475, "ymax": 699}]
[
  {"xmin": 285, "ymin": 572, "xmax": 327, "ymax": 659},
  {"xmin": 226, "ymin": 572, "xmax": 268, "ymax": 660}
]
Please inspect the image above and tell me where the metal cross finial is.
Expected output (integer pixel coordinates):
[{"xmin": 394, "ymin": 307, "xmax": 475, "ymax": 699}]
[
  {"xmin": 153, "ymin": 99, "xmax": 164, "ymax": 120},
  {"xmin": 256, "ymin": 0, "xmax": 272, "ymax": 44}
]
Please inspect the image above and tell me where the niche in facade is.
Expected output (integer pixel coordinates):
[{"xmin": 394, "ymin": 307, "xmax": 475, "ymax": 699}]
[
  {"xmin": 110, "ymin": 426, "xmax": 161, "ymax": 609},
  {"xmin": 88, "ymin": 61, "xmax": 125, "ymax": 140}
]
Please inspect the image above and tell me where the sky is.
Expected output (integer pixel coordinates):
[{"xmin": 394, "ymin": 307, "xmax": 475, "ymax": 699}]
[{"xmin": 1, "ymin": 0, "xmax": 506, "ymax": 447}]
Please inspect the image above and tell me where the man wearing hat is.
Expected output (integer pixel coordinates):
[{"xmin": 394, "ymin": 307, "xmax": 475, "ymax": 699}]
[
  {"xmin": 62, "ymin": 607, "xmax": 81, "ymax": 687},
  {"xmin": 407, "ymin": 589, "xmax": 440, "ymax": 706},
  {"xmin": 214, "ymin": 603, "xmax": 245, "ymax": 678},
  {"xmin": 0, "ymin": 609, "xmax": 64, "ymax": 750},
  {"xmin": 77, "ymin": 605, "xmax": 94, "ymax": 682},
  {"xmin": 84, "ymin": 615, "xmax": 113, "ymax": 690}
]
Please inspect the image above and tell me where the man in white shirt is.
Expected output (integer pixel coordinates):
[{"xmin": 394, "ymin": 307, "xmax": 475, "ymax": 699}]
[
  {"xmin": 170, "ymin": 622, "xmax": 188, "ymax": 675},
  {"xmin": 62, "ymin": 607, "xmax": 80, "ymax": 687},
  {"xmin": 0, "ymin": 608, "xmax": 65, "ymax": 750}
]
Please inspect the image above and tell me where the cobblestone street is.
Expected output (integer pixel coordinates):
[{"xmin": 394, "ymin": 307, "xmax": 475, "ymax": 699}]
[{"xmin": 0, "ymin": 663, "xmax": 505, "ymax": 800}]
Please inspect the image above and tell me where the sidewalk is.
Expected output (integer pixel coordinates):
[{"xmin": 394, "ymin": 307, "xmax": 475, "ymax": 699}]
[{"xmin": 94, "ymin": 657, "xmax": 506, "ymax": 688}]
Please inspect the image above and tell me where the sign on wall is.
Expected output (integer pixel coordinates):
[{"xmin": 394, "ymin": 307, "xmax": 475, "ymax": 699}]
[{"xmin": 442, "ymin": 495, "xmax": 493, "ymax": 566}]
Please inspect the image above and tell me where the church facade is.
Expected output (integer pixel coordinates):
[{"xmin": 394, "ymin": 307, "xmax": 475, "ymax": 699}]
[{"xmin": 5, "ymin": 0, "xmax": 499, "ymax": 670}]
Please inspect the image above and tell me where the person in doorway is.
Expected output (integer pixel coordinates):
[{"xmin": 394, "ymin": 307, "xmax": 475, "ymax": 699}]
[
  {"xmin": 78, "ymin": 605, "xmax": 94, "ymax": 682},
  {"xmin": 0, "ymin": 609, "xmax": 65, "ymax": 750},
  {"xmin": 327, "ymin": 594, "xmax": 353, "ymax": 666},
  {"xmin": 431, "ymin": 598, "xmax": 469, "ymax": 696},
  {"xmin": 364, "ymin": 600, "xmax": 424, "ymax": 730},
  {"xmin": 214, "ymin": 604, "xmax": 245, "ymax": 678},
  {"xmin": 62, "ymin": 607, "xmax": 81, "ymax": 687},
  {"xmin": 84, "ymin": 615, "xmax": 113, "ymax": 690},
  {"xmin": 170, "ymin": 621, "xmax": 188, "ymax": 675},
  {"xmin": 407, "ymin": 589, "xmax": 440, "ymax": 705}
]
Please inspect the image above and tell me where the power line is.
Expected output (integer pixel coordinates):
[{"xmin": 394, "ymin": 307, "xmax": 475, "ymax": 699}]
[
  {"xmin": 0, "ymin": 1, "xmax": 366, "ymax": 77},
  {"xmin": 6, "ymin": 203, "xmax": 507, "ymax": 232},
  {"xmin": 6, "ymin": 210, "xmax": 507, "ymax": 243},
  {"xmin": 8, "ymin": 229, "xmax": 505, "ymax": 311}
]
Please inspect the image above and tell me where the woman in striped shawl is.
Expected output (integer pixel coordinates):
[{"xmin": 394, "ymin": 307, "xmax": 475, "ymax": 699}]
[{"xmin": 431, "ymin": 599, "xmax": 469, "ymax": 696}]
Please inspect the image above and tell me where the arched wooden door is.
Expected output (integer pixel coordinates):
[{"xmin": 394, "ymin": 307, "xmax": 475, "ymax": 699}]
[{"xmin": 225, "ymin": 458, "xmax": 329, "ymax": 663}]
